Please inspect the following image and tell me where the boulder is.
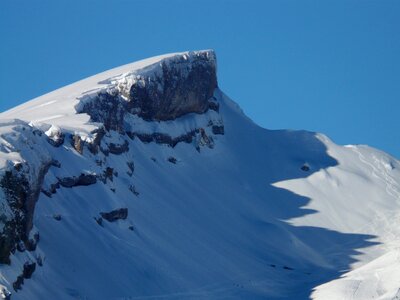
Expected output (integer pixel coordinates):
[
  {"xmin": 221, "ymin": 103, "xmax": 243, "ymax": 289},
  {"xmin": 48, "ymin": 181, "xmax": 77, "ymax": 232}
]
[{"xmin": 100, "ymin": 208, "xmax": 128, "ymax": 222}]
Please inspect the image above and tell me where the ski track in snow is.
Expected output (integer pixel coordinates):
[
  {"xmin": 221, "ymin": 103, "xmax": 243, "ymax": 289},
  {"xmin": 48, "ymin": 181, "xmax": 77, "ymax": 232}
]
[{"xmin": 351, "ymin": 146, "xmax": 400, "ymax": 200}]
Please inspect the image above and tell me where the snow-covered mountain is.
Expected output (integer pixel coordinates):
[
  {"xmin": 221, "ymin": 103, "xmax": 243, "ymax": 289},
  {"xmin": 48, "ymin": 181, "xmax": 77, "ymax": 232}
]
[{"xmin": 0, "ymin": 50, "xmax": 399, "ymax": 300}]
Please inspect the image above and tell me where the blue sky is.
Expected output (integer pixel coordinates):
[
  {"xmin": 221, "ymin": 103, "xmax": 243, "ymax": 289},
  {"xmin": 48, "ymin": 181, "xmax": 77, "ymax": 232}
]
[{"xmin": 1, "ymin": 0, "xmax": 399, "ymax": 158}]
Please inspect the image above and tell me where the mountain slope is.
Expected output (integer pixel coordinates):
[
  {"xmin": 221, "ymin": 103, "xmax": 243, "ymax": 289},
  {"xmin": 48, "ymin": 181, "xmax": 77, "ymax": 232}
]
[{"xmin": 0, "ymin": 50, "xmax": 399, "ymax": 299}]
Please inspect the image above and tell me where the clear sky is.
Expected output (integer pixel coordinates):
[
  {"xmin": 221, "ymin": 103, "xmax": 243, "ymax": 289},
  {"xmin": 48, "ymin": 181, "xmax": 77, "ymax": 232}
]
[{"xmin": 1, "ymin": 0, "xmax": 399, "ymax": 158}]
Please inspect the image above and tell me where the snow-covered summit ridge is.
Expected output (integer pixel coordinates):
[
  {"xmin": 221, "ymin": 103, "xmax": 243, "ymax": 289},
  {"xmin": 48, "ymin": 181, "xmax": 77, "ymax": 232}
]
[
  {"xmin": 0, "ymin": 49, "xmax": 221, "ymax": 277},
  {"xmin": 0, "ymin": 49, "xmax": 217, "ymax": 136}
]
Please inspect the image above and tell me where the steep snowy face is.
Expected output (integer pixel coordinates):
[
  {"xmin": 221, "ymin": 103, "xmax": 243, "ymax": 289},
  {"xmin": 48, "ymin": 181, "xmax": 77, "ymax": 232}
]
[
  {"xmin": 0, "ymin": 50, "xmax": 224, "ymax": 297},
  {"xmin": 0, "ymin": 50, "xmax": 399, "ymax": 300}
]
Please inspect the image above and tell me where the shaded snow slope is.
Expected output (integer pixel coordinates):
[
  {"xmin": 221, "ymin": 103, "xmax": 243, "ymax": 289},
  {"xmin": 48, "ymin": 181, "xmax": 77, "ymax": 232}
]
[{"xmin": 0, "ymin": 50, "xmax": 399, "ymax": 299}]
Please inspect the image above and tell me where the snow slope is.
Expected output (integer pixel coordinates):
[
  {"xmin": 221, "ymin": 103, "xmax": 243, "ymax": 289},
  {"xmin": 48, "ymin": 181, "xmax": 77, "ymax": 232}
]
[{"xmin": 0, "ymin": 50, "xmax": 399, "ymax": 299}]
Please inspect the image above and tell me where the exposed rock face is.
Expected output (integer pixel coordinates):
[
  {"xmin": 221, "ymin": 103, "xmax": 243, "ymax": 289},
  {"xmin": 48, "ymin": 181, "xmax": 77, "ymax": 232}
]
[
  {"xmin": 132, "ymin": 130, "xmax": 197, "ymax": 147},
  {"xmin": 128, "ymin": 51, "xmax": 218, "ymax": 121},
  {"xmin": 58, "ymin": 173, "xmax": 97, "ymax": 188},
  {"xmin": 12, "ymin": 262, "xmax": 36, "ymax": 291},
  {"xmin": 100, "ymin": 208, "xmax": 128, "ymax": 222},
  {"xmin": 72, "ymin": 135, "xmax": 84, "ymax": 154},
  {"xmin": 0, "ymin": 171, "xmax": 30, "ymax": 264},
  {"xmin": 78, "ymin": 50, "xmax": 218, "ymax": 131},
  {"xmin": 212, "ymin": 125, "xmax": 224, "ymax": 135},
  {"xmin": 0, "ymin": 126, "xmax": 51, "ymax": 264}
]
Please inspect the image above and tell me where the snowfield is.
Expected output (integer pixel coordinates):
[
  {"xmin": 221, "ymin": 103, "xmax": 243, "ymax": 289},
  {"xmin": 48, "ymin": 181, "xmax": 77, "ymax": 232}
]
[{"xmin": 0, "ymin": 50, "xmax": 399, "ymax": 299}]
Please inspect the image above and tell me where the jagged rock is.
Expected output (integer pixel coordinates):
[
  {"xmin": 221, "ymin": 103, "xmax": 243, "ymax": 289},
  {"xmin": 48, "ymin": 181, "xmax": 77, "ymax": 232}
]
[
  {"xmin": 100, "ymin": 208, "xmax": 128, "ymax": 222},
  {"xmin": 13, "ymin": 162, "xmax": 23, "ymax": 172},
  {"xmin": 76, "ymin": 174, "xmax": 97, "ymax": 185},
  {"xmin": 78, "ymin": 50, "xmax": 218, "ymax": 131},
  {"xmin": 72, "ymin": 135, "xmax": 84, "ymax": 154},
  {"xmin": 58, "ymin": 173, "xmax": 97, "ymax": 188},
  {"xmin": 13, "ymin": 275, "xmax": 23, "ymax": 291},
  {"xmin": 127, "ymin": 161, "xmax": 134, "ymax": 177},
  {"xmin": 58, "ymin": 177, "xmax": 77, "ymax": 188},
  {"xmin": 208, "ymin": 100, "xmax": 220, "ymax": 112},
  {"xmin": 87, "ymin": 128, "xmax": 105, "ymax": 154},
  {"xmin": 212, "ymin": 125, "xmax": 224, "ymax": 135},
  {"xmin": 0, "ymin": 123, "xmax": 52, "ymax": 263},
  {"xmin": 22, "ymin": 262, "xmax": 36, "ymax": 279},
  {"xmin": 129, "ymin": 185, "xmax": 139, "ymax": 196},
  {"xmin": 16, "ymin": 242, "xmax": 25, "ymax": 252},
  {"xmin": 128, "ymin": 51, "xmax": 217, "ymax": 121},
  {"xmin": 132, "ymin": 130, "xmax": 196, "ymax": 148},
  {"xmin": 12, "ymin": 262, "xmax": 36, "ymax": 292},
  {"xmin": 80, "ymin": 91, "xmax": 126, "ymax": 132},
  {"xmin": 0, "ymin": 170, "xmax": 30, "ymax": 263},
  {"xmin": 168, "ymin": 157, "xmax": 177, "ymax": 164},
  {"xmin": 51, "ymin": 159, "xmax": 61, "ymax": 168},
  {"xmin": 25, "ymin": 232, "xmax": 40, "ymax": 251},
  {"xmin": 301, "ymin": 164, "xmax": 310, "ymax": 172},
  {"xmin": 42, "ymin": 180, "xmax": 60, "ymax": 197},
  {"xmin": 196, "ymin": 128, "xmax": 214, "ymax": 150},
  {"xmin": 46, "ymin": 133, "xmax": 64, "ymax": 147},
  {"xmin": 102, "ymin": 167, "xmax": 114, "ymax": 183},
  {"xmin": 108, "ymin": 140, "xmax": 129, "ymax": 155}
]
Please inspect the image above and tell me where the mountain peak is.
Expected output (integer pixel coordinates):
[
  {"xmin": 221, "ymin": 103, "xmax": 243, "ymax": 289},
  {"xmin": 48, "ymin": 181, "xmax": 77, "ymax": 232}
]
[
  {"xmin": 0, "ymin": 50, "xmax": 217, "ymax": 135},
  {"xmin": 77, "ymin": 49, "xmax": 218, "ymax": 131}
]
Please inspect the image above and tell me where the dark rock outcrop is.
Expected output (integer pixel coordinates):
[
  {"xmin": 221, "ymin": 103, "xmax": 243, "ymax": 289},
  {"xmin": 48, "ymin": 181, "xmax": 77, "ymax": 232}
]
[
  {"xmin": 0, "ymin": 160, "xmax": 50, "ymax": 264},
  {"xmin": 41, "ymin": 182, "xmax": 60, "ymax": 198},
  {"xmin": 25, "ymin": 232, "xmax": 40, "ymax": 252},
  {"xmin": 87, "ymin": 128, "xmax": 106, "ymax": 154},
  {"xmin": 72, "ymin": 135, "xmax": 84, "ymax": 154},
  {"xmin": 128, "ymin": 51, "xmax": 217, "ymax": 121},
  {"xmin": 22, "ymin": 262, "xmax": 36, "ymax": 279},
  {"xmin": 127, "ymin": 161, "xmax": 134, "ymax": 177},
  {"xmin": 0, "ymin": 171, "xmax": 29, "ymax": 264},
  {"xmin": 100, "ymin": 208, "xmax": 128, "ymax": 222},
  {"xmin": 0, "ymin": 121, "xmax": 52, "ymax": 265},
  {"xmin": 13, "ymin": 275, "xmax": 24, "ymax": 291},
  {"xmin": 12, "ymin": 262, "xmax": 36, "ymax": 291},
  {"xmin": 212, "ymin": 125, "xmax": 224, "ymax": 135},
  {"xmin": 78, "ymin": 50, "xmax": 218, "ymax": 131},
  {"xmin": 132, "ymin": 130, "xmax": 196, "ymax": 148},
  {"xmin": 167, "ymin": 157, "xmax": 177, "ymax": 164},
  {"xmin": 101, "ymin": 140, "xmax": 129, "ymax": 156},
  {"xmin": 46, "ymin": 132, "xmax": 64, "ymax": 147},
  {"xmin": 58, "ymin": 173, "xmax": 97, "ymax": 188},
  {"xmin": 80, "ymin": 90, "xmax": 126, "ymax": 132},
  {"xmin": 301, "ymin": 164, "xmax": 310, "ymax": 172}
]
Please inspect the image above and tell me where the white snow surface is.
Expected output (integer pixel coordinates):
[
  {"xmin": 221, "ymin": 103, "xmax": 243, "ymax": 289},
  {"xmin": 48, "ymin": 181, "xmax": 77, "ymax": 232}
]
[{"xmin": 0, "ymin": 51, "xmax": 399, "ymax": 299}]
